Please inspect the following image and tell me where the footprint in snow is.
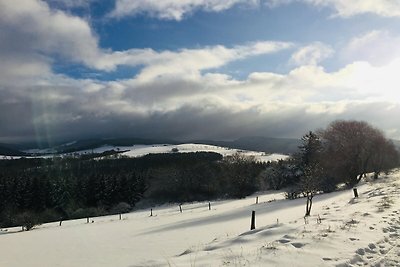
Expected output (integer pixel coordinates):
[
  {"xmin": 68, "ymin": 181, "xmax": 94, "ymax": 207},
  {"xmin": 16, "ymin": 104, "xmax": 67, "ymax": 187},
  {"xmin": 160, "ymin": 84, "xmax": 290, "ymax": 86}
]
[
  {"xmin": 355, "ymin": 248, "xmax": 365, "ymax": 255},
  {"xmin": 322, "ymin": 257, "xmax": 338, "ymax": 261},
  {"xmin": 291, "ymin": 242, "xmax": 306, "ymax": 248},
  {"xmin": 177, "ymin": 249, "xmax": 194, "ymax": 256},
  {"xmin": 380, "ymin": 249, "xmax": 388, "ymax": 255},
  {"xmin": 283, "ymin": 234, "xmax": 295, "ymax": 239}
]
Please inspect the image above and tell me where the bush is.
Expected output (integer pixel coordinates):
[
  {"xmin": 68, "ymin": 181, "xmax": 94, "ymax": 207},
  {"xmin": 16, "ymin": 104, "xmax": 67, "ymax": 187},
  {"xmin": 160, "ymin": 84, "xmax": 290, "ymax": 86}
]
[
  {"xmin": 15, "ymin": 211, "xmax": 41, "ymax": 231},
  {"xmin": 319, "ymin": 176, "xmax": 337, "ymax": 193},
  {"xmin": 284, "ymin": 188, "xmax": 301, "ymax": 200}
]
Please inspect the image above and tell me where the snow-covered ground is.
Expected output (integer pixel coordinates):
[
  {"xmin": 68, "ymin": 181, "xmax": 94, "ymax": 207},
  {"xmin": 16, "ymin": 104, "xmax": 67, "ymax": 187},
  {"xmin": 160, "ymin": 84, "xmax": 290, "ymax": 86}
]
[
  {"xmin": 2, "ymin": 143, "xmax": 289, "ymax": 162},
  {"xmin": 120, "ymin": 143, "xmax": 288, "ymax": 163},
  {"xmin": 1, "ymin": 170, "xmax": 400, "ymax": 267}
]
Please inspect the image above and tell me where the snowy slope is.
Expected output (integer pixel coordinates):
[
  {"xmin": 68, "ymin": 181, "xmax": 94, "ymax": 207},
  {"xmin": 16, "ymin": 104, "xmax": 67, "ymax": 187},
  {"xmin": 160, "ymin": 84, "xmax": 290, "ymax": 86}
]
[
  {"xmin": 1, "ymin": 170, "xmax": 400, "ymax": 266},
  {"xmin": 5, "ymin": 143, "xmax": 289, "ymax": 162},
  {"xmin": 120, "ymin": 143, "xmax": 288, "ymax": 163}
]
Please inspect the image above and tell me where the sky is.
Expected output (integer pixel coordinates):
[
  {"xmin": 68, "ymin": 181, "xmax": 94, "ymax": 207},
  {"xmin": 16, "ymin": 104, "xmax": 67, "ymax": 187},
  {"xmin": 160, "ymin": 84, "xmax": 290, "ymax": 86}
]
[{"xmin": 1, "ymin": 0, "xmax": 400, "ymax": 145}]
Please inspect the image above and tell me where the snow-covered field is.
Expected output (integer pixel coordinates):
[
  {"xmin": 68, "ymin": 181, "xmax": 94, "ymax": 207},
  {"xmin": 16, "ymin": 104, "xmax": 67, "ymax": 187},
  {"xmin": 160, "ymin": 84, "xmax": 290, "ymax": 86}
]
[
  {"xmin": 3, "ymin": 143, "xmax": 289, "ymax": 162},
  {"xmin": 1, "ymin": 170, "xmax": 400, "ymax": 267},
  {"xmin": 120, "ymin": 143, "xmax": 288, "ymax": 163}
]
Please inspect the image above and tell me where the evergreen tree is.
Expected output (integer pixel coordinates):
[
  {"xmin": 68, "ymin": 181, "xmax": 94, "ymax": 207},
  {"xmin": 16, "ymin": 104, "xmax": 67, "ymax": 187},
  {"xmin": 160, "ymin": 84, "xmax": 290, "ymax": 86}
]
[{"xmin": 298, "ymin": 131, "xmax": 323, "ymax": 216}]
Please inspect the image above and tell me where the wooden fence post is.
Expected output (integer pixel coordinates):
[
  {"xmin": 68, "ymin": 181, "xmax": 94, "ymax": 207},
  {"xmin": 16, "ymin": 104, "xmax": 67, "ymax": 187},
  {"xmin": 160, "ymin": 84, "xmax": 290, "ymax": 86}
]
[
  {"xmin": 179, "ymin": 204, "xmax": 182, "ymax": 213},
  {"xmin": 250, "ymin": 211, "xmax": 256, "ymax": 230},
  {"xmin": 256, "ymin": 196, "xmax": 259, "ymax": 204},
  {"xmin": 119, "ymin": 214, "xmax": 122, "ymax": 220},
  {"xmin": 208, "ymin": 202, "xmax": 211, "ymax": 210},
  {"xmin": 87, "ymin": 217, "xmax": 89, "ymax": 224},
  {"xmin": 150, "ymin": 209, "xmax": 153, "ymax": 217},
  {"xmin": 353, "ymin": 188, "xmax": 359, "ymax": 198}
]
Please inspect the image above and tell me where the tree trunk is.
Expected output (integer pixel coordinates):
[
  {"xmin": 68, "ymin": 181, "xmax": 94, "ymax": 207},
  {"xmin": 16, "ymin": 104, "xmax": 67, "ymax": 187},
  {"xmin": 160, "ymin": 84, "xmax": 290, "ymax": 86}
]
[{"xmin": 305, "ymin": 195, "xmax": 313, "ymax": 216}]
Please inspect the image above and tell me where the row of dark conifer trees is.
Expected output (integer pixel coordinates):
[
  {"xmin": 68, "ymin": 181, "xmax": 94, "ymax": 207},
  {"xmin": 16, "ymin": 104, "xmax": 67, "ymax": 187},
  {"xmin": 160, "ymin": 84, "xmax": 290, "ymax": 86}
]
[{"xmin": 0, "ymin": 152, "xmax": 265, "ymax": 228}]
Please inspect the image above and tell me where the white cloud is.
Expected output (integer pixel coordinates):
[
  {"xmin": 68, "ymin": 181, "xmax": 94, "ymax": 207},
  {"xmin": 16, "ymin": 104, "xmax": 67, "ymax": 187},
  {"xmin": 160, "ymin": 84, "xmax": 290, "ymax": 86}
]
[
  {"xmin": 83, "ymin": 59, "xmax": 400, "ymax": 126},
  {"xmin": 0, "ymin": 0, "xmax": 104, "ymax": 70},
  {"xmin": 2, "ymin": 1, "xmax": 400, "ymax": 142},
  {"xmin": 109, "ymin": 0, "xmax": 259, "ymax": 20},
  {"xmin": 341, "ymin": 30, "xmax": 400, "ymax": 65},
  {"xmin": 0, "ymin": 0, "xmax": 292, "ymax": 75},
  {"xmin": 109, "ymin": 0, "xmax": 400, "ymax": 20},
  {"xmin": 306, "ymin": 0, "xmax": 400, "ymax": 18},
  {"xmin": 267, "ymin": 0, "xmax": 400, "ymax": 18},
  {"xmin": 2, "ymin": 54, "xmax": 400, "ymax": 141},
  {"xmin": 290, "ymin": 42, "xmax": 334, "ymax": 66},
  {"xmin": 126, "ymin": 41, "xmax": 293, "ymax": 82}
]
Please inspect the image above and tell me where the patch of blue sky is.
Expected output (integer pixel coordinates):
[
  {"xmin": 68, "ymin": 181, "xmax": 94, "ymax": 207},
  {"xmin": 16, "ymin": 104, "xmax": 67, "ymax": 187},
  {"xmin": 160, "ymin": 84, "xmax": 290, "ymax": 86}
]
[
  {"xmin": 97, "ymin": 3, "xmax": 322, "ymax": 51},
  {"xmin": 52, "ymin": 61, "xmax": 141, "ymax": 81}
]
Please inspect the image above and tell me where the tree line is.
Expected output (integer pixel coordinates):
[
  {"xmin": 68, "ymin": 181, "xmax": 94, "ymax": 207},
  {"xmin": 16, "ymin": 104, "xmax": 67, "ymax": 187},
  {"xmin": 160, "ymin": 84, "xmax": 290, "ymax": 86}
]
[{"xmin": 0, "ymin": 152, "xmax": 265, "ymax": 229}]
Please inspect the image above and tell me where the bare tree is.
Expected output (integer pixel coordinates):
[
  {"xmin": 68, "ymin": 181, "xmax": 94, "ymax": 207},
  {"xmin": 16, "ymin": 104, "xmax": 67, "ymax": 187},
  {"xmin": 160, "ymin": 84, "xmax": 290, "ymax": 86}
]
[
  {"xmin": 319, "ymin": 120, "xmax": 397, "ymax": 187},
  {"xmin": 300, "ymin": 165, "xmax": 322, "ymax": 216},
  {"xmin": 293, "ymin": 122, "xmax": 399, "ymax": 216},
  {"xmin": 369, "ymin": 138, "xmax": 399, "ymax": 179}
]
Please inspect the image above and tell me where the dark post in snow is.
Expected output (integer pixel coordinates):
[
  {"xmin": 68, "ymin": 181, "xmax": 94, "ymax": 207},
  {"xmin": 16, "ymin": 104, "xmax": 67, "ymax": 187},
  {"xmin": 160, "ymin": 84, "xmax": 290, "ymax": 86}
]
[
  {"xmin": 179, "ymin": 204, "xmax": 182, "ymax": 213},
  {"xmin": 256, "ymin": 196, "xmax": 259, "ymax": 204},
  {"xmin": 59, "ymin": 220, "xmax": 62, "ymax": 226},
  {"xmin": 208, "ymin": 202, "xmax": 211, "ymax": 210},
  {"xmin": 119, "ymin": 214, "xmax": 122, "ymax": 220},
  {"xmin": 150, "ymin": 209, "xmax": 153, "ymax": 217},
  {"xmin": 317, "ymin": 214, "xmax": 322, "ymax": 224},
  {"xmin": 250, "ymin": 210, "xmax": 256, "ymax": 230},
  {"xmin": 353, "ymin": 188, "xmax": 359, "ymax": 198},
  {"xmin": 87, "ymin": 217, "xmax": 89, "ymax": 224}
]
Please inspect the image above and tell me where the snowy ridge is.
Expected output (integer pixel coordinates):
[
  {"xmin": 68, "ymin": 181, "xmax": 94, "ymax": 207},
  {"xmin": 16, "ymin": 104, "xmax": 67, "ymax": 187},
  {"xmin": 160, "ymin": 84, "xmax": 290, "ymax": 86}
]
[
  {"xmin": 3, "ymin": 143, "xmax": 289, "ymax": 162},
  {"xmin": 1, "ymin": 170, "xmax": 400, "ymax": 266}
]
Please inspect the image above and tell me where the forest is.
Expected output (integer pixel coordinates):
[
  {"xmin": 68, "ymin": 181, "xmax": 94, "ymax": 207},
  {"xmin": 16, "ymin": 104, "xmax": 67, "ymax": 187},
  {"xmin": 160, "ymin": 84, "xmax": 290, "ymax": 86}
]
[{"xmin": 0, "ymin": 152, "xmax": 265, "ymax": 229}]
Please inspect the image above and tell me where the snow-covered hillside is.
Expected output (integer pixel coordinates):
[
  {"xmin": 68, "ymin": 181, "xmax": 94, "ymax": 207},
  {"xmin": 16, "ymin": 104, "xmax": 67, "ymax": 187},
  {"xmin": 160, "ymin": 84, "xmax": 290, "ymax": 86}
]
[
  {"xmin": 4, "ymin": 143, "xmax": 289, "ymax": 162},
  {"xmin": 1, "ymin": 170, "xmax": 400, "ymax": 266},
  {"xmin": 119, "ymin": 143, "xmax": 288, "ymax": 162}
]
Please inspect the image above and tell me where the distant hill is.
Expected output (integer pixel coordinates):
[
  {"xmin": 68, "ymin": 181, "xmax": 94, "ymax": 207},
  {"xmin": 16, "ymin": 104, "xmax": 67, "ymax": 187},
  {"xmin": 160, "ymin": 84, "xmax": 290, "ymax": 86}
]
[
  {"xmin": 192, "ymin": 136, "xmax": 301, "ymax": 155},
  {"xmin": 0, "ymin": 143, "xmax": 26, "ymax": 156},
  {"xmin": 1, "ymin": 136, "xmax": 302, "ymax": 156},
  {"xmin": 2, "ymin": 136, "xmax": 396, "ymax": 157},
  {"xmin": 52, "ymin": 138, "xmax": 179, "ymax": 154},
  {"xmin": 54, "ymin": 136, "xmax": 301, "ymax": 155}
]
